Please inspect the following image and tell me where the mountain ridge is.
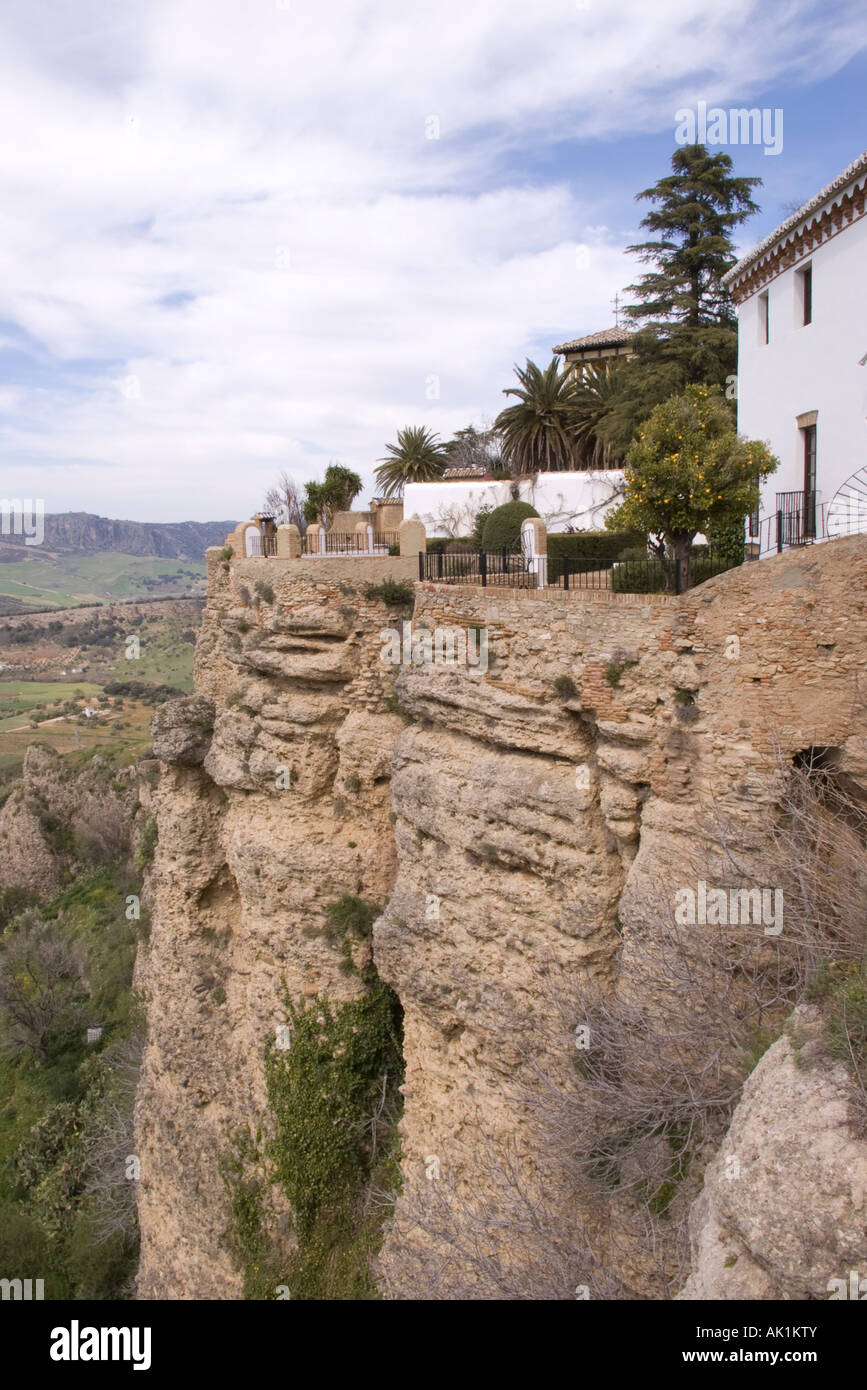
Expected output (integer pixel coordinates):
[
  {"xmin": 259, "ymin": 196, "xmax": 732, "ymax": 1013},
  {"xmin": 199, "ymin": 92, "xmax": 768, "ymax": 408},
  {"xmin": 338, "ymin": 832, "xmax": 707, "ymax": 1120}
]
[{"xmin": 1, "ymin": 512, "xmax": 237, "ymax": 561}]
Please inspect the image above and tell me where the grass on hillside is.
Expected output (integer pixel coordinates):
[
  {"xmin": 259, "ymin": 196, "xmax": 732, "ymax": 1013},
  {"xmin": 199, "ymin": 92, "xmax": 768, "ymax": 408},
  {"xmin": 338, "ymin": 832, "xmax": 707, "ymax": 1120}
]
[
  {"xmin": 0, "ymin": 862, "xmax": 145, "ymax": 1299},
  {"xmin": 0, "ymin": 551, "xmax": 206, "ymax": 611}
]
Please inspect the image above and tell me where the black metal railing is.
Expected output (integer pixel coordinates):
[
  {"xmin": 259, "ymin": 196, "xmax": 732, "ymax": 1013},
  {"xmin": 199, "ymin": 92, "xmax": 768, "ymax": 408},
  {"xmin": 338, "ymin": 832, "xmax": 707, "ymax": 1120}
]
[
  {"xmin": 419, "ymin": 546, "xmax": 739, "ymax": 594},
  {"xmin": 262, "ymin": 534, "xmax": 277, "ymax": 557},
  {"xmin": 418, "ymin": 548, "xmax": 538, "ymax": 587},
  {"xmin": 747, "ymin": 504, "xmax": 828, "ymax": 558},
  {"xmin": 301, "ymin": 530, "xmax": 401, "ymax": 555},
  {"xmin": 549, "ymin": 547, "xmax": 738, "ymax": 594}
]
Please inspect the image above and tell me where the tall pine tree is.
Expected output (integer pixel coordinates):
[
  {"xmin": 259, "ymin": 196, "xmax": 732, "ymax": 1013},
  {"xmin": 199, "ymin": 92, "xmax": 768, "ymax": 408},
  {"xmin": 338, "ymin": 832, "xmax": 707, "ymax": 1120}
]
[{"xmin": 599, "ymin": 144, "xmax": 761, "ymax": 452}]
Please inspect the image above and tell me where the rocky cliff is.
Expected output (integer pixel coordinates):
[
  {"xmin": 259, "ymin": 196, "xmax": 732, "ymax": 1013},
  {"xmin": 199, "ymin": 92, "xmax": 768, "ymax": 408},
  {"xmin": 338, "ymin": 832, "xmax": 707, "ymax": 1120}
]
[
  {"xmin": 0, "ymin": 513, "xmax": 236, "ymax": 561},
  {"xmin": 135, "ymin": 535, "xmax": 867, "ymax": 1299}
]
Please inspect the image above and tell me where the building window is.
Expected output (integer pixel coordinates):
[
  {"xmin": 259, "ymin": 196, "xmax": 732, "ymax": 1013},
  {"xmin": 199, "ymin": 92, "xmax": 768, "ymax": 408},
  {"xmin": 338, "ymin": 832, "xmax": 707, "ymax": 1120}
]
[
  {"xmin": 758, "ymin": 291, "xmax": 769, "ymax": 344},
  {"xmin": 802, "ymin": 423, "xmax": 817, "ymax": 539},
  {"xmin": 798, "ymin": 264, "xmax": 812, "ymax": 325}
]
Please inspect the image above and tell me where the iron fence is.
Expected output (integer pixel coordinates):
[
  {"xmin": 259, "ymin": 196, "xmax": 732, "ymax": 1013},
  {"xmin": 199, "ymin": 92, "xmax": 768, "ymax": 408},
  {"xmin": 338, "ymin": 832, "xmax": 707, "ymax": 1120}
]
[
  {"xmin": 420, "ymin": 545, "xmax": 741, "ymax": 594},
  {"xmin": 747, "ymin": 504, "xmax": 829, "ymax": 558}
]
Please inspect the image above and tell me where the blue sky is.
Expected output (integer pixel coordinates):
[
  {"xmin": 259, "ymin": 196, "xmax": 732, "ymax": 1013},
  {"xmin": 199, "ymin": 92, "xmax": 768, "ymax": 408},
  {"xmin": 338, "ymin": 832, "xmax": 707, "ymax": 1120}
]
[{"xmin": 0, "ymin": 0, "xmax": 864, "ymax": 522}]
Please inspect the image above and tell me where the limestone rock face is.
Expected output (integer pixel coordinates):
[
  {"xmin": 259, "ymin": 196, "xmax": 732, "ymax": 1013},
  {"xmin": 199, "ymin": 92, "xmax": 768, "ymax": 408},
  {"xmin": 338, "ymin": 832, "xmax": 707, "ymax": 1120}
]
[
  {"xmin": 0, "ymin": 744, "xmax": 141, "ymax": 899},
  {"xmin": 134, "ymin": 559, "xmax": 410, "ymax": 1299},
  {"xmin": 679, "ymin": 1012, "xmax": 867, "ymax": 1300},
  {"xmin": 151, "ymin": 696, "xmax": 216, "ymax": 766},
  {"xmin": 134, "ymin": 536, "xmax": 867, "ymax": 1300}
]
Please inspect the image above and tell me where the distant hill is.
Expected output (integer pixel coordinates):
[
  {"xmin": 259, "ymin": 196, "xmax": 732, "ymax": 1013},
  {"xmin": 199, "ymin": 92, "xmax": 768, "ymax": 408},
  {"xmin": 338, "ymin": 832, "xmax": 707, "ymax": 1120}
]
[{"xmin": 0, "ymin": 512, "xmax": 237, "ymax": 561}]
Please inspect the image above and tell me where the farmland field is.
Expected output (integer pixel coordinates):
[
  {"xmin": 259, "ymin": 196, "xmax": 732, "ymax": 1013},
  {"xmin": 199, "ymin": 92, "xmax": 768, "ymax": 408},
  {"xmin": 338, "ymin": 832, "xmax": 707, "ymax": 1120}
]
[{"xmin": 0, "ymin": 550, "xmax": 206, "ymax": 612}]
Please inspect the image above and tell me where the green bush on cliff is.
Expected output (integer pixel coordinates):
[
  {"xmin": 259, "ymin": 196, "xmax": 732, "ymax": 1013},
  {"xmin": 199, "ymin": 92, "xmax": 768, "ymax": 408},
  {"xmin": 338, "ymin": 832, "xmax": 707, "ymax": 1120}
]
[{"xmin": 225, "ymin": 938, "xmax": 404, "ymax": 1301}]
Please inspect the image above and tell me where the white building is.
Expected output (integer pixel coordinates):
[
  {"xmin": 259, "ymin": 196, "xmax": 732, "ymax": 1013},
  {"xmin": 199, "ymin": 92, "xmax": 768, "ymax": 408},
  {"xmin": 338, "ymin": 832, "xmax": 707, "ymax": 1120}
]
[
  {"xmin": 723, "ymin": 152, "xmax": 867, "ymax": 550},
  {"xmin": 403, "ymin": 469, "xmax": 624, "ymax": 538}
]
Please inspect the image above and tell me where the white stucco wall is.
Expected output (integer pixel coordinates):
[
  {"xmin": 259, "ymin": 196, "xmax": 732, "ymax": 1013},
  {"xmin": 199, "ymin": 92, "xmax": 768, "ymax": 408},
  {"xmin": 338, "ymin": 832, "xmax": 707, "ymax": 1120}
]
[
  {"xmin": 734, "ymin": 210, "xmax": 867, "ymax": 531},
  {"xmin": 403, "ymin": 470, "xmax": 624, "ymax": 536}
]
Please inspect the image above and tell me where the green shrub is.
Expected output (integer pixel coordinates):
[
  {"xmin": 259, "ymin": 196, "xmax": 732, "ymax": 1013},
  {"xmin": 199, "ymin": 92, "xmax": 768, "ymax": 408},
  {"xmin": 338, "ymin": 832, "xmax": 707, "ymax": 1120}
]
[
  {"xmin": 471, "ymin": 506, "xmax": 495, "ymax": 548},
  {"xmin": 553, "ymin": 675, "xmax": 578, "ymax": 700},
  {"xmin": 480, "ymin": 501, "xmax": 538, "ymax": 553},
  {"xmin": 254, "ymin": 580, "xmax": 275, "ymax": 605},
  {"xmin": 610, "ymin": 558, "xmax": 667, "ymax": 593},
  {"xmin": 604, "ymin": 659, "xmax": 637, "ymax": 687},
  {"xmin": 547, "ymin": 531, "xmax": 644, "ymax": 580},
  {"xmin": 262, "ymin": 980, "xmax": 404, "ymax": 1298},
  {"xmin": 134, "ymin": 814, "xmax": 157, "ymax": 871},
  {"xmin": 707, "ymin": 518, "xmax": 747, "ymax": 566},
  {"xmin": 364, "ymin": 580, "xmax": 414, "ymax": 607},
  {"xmin": 319, "ymin": 895, "xmax": 379, "ymax": 974},
  {"xmin": 825, "ymin": 966, "xmax": 867, "ymax": 1070}
]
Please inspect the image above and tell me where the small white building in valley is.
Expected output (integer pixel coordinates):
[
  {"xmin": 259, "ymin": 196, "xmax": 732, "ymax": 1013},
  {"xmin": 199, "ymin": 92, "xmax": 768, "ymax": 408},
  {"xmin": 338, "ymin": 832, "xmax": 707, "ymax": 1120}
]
[{"xmin": 723, "ymin": 151, "xmax": 867, "ymax": 550}]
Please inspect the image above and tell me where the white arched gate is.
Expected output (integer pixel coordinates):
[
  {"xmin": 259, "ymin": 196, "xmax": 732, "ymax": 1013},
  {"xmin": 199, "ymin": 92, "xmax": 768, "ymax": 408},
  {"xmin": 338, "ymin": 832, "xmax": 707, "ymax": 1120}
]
[{"xmin": 244, "ymin": 525, "xmax": 262, "ymax": 557}]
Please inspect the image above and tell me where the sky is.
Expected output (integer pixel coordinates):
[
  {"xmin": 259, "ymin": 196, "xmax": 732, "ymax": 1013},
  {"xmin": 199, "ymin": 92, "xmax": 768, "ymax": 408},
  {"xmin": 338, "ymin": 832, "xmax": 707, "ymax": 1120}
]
[{"xmin": 0, "ymin": 0, "xmax": 865, "ymax": 523}]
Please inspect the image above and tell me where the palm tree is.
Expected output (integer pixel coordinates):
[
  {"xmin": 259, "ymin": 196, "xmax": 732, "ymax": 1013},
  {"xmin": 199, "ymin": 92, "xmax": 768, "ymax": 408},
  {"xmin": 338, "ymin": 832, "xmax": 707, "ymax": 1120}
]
[
  {"xmin": 494, "ymin": 359, "xmax": 583, "ymax": 474},
  {"xmin": 375, "ymin": 425, "xmax": 448, "ymax": 497},
  {"xmin": 570, "ymin": 361, "xmax": 628, "ymax": 469}
]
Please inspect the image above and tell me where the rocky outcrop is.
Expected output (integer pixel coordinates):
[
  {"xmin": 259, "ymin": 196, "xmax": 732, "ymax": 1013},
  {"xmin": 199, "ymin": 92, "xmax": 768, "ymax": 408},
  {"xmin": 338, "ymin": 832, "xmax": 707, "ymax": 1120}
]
[
  {"xmin": 680, "ymin": 1009, "xmax": 867, "ymax": 1300},
  {"xmin": 135, "ymin": 535, "xmax": 867, "ymax": 1299},
  {"xmin": 151, "ymin": 696, "xmax": 215, "ymax": 766},
  {"xmin": 0, "ymin": 744, "xmax": 141, "ymax": 899}
]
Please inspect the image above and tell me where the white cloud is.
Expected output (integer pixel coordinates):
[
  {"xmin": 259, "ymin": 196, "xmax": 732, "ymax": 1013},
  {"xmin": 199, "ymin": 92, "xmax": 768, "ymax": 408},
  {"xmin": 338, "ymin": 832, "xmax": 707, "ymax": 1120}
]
[{"xmin": 0, "ymin": 0, "xmax": 863, "ymax": 519}]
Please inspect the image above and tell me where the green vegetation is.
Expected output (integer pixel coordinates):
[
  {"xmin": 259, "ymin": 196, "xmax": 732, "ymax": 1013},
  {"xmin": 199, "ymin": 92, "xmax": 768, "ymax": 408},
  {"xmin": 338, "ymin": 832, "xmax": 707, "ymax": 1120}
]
[
  {"xmin": 810, "ymin": 962, "xmax": 867, "ymax": 1075},
  {"xmin": 303, "ymin": 464, "xmax": 363, "ymax": 528},
  {"xmin": 254, "ymin": 580, "xmax": 275, "ymax": 605},
  {"xmin": 553, "ymin": 675, "xmax": 578, "ymax": 700},
  {"xmin": 364, "ymin": 579, "xmax": 414, "ymax": 608},
  {"xmin": 604, "ymin": 658, "xmax": 637, "ymax": 688},
  {"xmin": 0, "ymin": 552, "xmax": 206, "ymax": 613},
  {"xmin": 375, "ymin": 425, "xmax": 448, "ymax": 498},
  {"xmin": 480, "ymin": 501, "xmax": 539, "ymax": 553},
  {"xmin": 494, "ymin": 358, "xmax": 585, "ymax": 474},
  {"xmin": 0, "ymin": 864, "xmax": 145, "ymax": 1298},
  {"xmin": 547, "ymin": 531, "xmax": 643, "ymax": 565},
  {"xmin": 134, "ymin": 814, "xmax": 158, "ymax": 871},
  {"xmin": 224, "ymin": 897, "xmax": 403, "ymax": 1300},
  {"xmin": 605, "ymin": 385, "xmax": 777, "ymax": 585},
  {"xmin": 0, "ymin": 681, "xmax": 101, "ymax": 731}
]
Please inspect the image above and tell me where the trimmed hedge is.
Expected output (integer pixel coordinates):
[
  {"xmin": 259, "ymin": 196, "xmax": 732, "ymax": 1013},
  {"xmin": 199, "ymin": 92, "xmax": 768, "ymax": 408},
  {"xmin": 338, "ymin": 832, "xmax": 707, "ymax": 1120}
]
[
  {"xmin": 547, "ymin": 531, "xmax": 645, "ymax": 582},
  {"xmin": 610, "ymin": 552, "xmax": 738, "ymax": 594},
  {"xmin": 481, "ymin": 502, "xmax": 539, "ymax": 553}
]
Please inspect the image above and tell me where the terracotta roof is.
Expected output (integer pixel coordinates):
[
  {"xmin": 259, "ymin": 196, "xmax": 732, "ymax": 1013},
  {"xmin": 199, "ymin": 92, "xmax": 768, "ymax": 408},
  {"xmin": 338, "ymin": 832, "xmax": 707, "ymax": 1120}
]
[
  {"xmin": 442, "ymin": 465, "xmax": 487, "ymax": 479},
  {"xmin": 722, "ymin": 151, "xmax": 867, "ymax": 287},
  {"xmin": 553, "ymin": 325, "xmax": 633, "ymax": 353}
]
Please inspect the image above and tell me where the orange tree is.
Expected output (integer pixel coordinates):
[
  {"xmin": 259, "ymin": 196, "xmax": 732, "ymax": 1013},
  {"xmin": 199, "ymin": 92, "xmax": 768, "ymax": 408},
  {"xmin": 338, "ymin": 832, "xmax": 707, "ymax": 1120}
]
[{"xmin": 605, "ymin": 384, "xmax": 778, "ymax": 587}]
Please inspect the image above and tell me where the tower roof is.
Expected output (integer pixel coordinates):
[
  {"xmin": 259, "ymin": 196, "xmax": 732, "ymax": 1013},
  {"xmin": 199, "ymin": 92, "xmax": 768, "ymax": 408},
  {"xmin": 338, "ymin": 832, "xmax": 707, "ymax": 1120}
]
[{"xmin": 553, "ymin": 325, "xmax": 633, "ymax": 353}]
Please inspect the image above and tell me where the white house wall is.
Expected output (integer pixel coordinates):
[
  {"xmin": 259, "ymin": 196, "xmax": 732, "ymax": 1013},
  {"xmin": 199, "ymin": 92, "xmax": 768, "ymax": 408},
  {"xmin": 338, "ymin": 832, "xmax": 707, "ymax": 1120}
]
[
  {"xmin": 403, "ymin": 469, "xmax": 624, "ymax": 536},
  {"xmin": 735, "ymin": 212, "xmax": 867, "ymax": 520}
]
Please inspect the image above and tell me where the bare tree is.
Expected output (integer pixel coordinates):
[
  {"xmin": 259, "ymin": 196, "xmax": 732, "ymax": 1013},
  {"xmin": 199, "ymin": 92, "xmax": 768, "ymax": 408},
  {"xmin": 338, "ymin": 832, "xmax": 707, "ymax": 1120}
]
[
  {"xmin": 263, "ymin": 470, "xmax": 306, "ymax": 531},
  {"xmin": 84, "ymin": 1030, "xmax": 144, "ymax": 1245},
  {"xmin": 0, "ymin": 910, "xmax": 87, "ymax": 1058}
]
